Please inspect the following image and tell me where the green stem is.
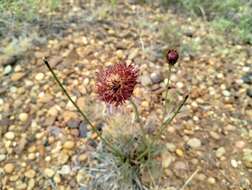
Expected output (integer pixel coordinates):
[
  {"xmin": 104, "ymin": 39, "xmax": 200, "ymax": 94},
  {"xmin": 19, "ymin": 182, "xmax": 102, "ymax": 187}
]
[
  {"xmin": 43, "ymin": 58, "xmax": 124, "ymax": 158},
  {"xmin": 159, "ymin": 95, "xmax": 189, "ymax": 136},
  {"xmin": 163, "ymin": 65, "xmax": 172, "ymax": 119},
  {"xmin": 129, "ymin": 98, "xmax": 140, "ymax": 123}
]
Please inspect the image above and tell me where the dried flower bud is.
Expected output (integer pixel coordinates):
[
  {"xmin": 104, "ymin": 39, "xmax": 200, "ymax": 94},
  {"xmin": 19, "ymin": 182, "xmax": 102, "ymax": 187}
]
[
  {"xmin": 96, "ymin": 63, "xmax": 138, "ymax": 106},
  {"xmin": 166, "ymin": 49, "xmax": 179, "ymax": 65}
]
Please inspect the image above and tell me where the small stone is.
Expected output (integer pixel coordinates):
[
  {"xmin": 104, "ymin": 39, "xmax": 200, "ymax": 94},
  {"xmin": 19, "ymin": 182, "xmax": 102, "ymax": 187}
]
[
  {"xmin": 28, "ymin": 153, "xmax": 36, "ymax": 160},
  {"xmin": 235, "ymin": 141, "xmax": 245, "ymax": 149},
  {"xmin": 77, "ymin": 97, "xmax": 86, "ymax": 109},
  {"xmin": 197, "ymin": 173, "xmax": 206, "ymax": 181},
  {"xmin": 140, "ymin": 75, "xmax": 152, "ymax": 86},
  {"xmin": 79, "ymin": 154, "xmax": 88, "ymax": 162},
  {"xmin": 19, "ymin": 113, "xmax": 28, "ymax": 122},
  {"xmin": 58, "ymin": 165, "xmax": 71, "ymax": 175},
  {"xmin": 210, "ymin": 131, "xmax": 220, "ymax": 140},
  {"xmin": 76, "ymin": 169, "xmax": 89, "ymax": 186},
  {"xmin": 243, "ymin": 149, "xmax": 252, "ymax": 168},
  {"xmin": 162, "ymin": 155, "xmax": 174, "ymax": 168},
  {"xmin": 11, "ymin": 72, "xmax": 25, "ymax": 81},
  {"xmin": 4, "ymin": 65, "xmax": 12, "ymax": 75},
  {"xmin": 44, "ymin": 168, "xmax": 55, "ymax": 178},
  {"xmin": 187, "ymin": 138, "xmax": 201, "ymax": 149},
  {"xmin": 48, "ymin": 106, "xmax": 58, "ymax": 117},
  {"xmin": 166, "ymin": 143, "xmax": 176, "ymax": 152},
  {"xmin": 128, "ymin": 48, "xmax": 138, "ymax": 60},
  {"xmin": 176, "ymin": 82, "xmax": 184, "ymax": 89},
  {"xmin": 35, "ymin": 73, "xmax": 44, "ymax": 81},
  {"xmin": 216, "ymin": 147, "xmax": 226, "ymax": 158},
  {"xmin": 222, "ymin": 90, "xmax": 231, "ymax": 97},
  {"xmin": 27, "ymin": 179, "xmax": 35, "ymax": 190},
  {"xmin": 0, "ymin": 154, "xmax": 6, "ymax": 162},
  {"xmin": 4, "ymin": 163, "xmax": 15, "ymax": 174},
  {"xmin": 58, "ymin": 152, "xmax": 69, "ymax": 165},
  {"xmin": 67, "ymin": 119, "xmax": 80, "ymax": 128},
  {"xmin": 231, "ymin": 159, "xmax": 238, "ymax": 168},
  {"xmin": 63, "ymin": 141, "xmax": 75, "ymax": 149},
  {"xmin": 242, "ymin": 72, "xmax": 252, "ymax": 84},
  {"xmin": 246, "ymin": 89, "xmax": 252, "ymax": 98},
  {"xmin": 25, "ymin": 169, "xmax": 36, "ymax": 178},
  {"xmin": 79, "ymin": 121, "xmax": 88, "ymax": 138},
  {"xmin": 5, "ymin": 131, "xmax": 15, "ymax": 140},
  {"xmin": 150, "ymin": 72, "xmax": 163, "ymax": 84},
  {"xmin": 176, "ymin": 149, "xmax": 184, "ymax": 157},
  {"xmin": 207, "ymin": 177, "xmax": 216, "ymax": 184},
  {"xmin": 53, "ymin": 173, "xmax": 61, "ymax": 183},
  {"xmin": 16, "ymin": 182, "xmax": 27, "ymax": 189}
]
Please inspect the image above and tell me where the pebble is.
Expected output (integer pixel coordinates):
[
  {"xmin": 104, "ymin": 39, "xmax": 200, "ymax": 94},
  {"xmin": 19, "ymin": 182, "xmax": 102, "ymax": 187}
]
[
  {"xmin": 216, "ymin": 147, "xmax": 226, "ymax": 158},
  {"xmin": 231, "ymin": 159, "xmax": 238, "ymax": 168},
  {"xmin": 58, "ymin": 152, "xmax": 69, "ymax": 165},
  {"xmin": 0, "ymin": 154, "xmax": 6, "ymax": 162},
  {"xmin": 11, "ymin": 72, "xmax": 25, "ymax": 81},
  {"xmin": 44, "ymin": 168, "xmax": 55, "ymax": 178},
  {"xmin": 140, "ymin": 75, "xmax": 152, "ymax": 86},
  {"xmin": 19, "ymin": 113, "xmax": 28, "ymax": 122},
  {"xmin": 5, "ymin": 131, "xmax": 15, "ymax": 140},
  {"xmin": 246, "ymin": 88, "xmax": 252, "ymax": 98},
  {"xmin": 28, "ymin": 153, "xmax": 36, "ymax": 160},
  {"xmin": 35, "ymin": 73, "xmax": 44, "ymax": 81},
  {"xmin": 222, "ymin": 90, "xmax": 231, "ymax": 97},
  {"xmin": 166, "ymin": 143, "xmax": 176, "ymax": 152},
  {"xmin": 79, "ymin": 154, "xmax": 88, "ymax": 162},
  {"xmin": 243, "ymin": 149, "xmax": 252, "ymax": 168},
  {"xmin": 187, "ymin": 138, "xmax": 201, "ymax": 149},
  {"xmin": 58, "ymin": 165, "xmax": 71, "ymax": 175},
  {"xmin": 4, "ymin": 65, "xmax": 12, "ymax": 75},
  {"xmin": 76, "ymin": 169, "xmax": 89, "ymax": 186},
  {"xmin": 235, "ymin": 141, "xmax": 245, "ymax": 149},
  {"xmin": 210, "ymin": 131, "xmax": 220, "ymax": 140},
  {"xmin": 176, "ymin": 82, "xmax": 184, "ymax": 89},
  {"xmin": 53, "ymin": 173, "xmax": 61, "ymax": 183},
  {"xmin": 207, "ymin": 177, "xmax": 216, "ymax": 184},
  {"xmin": 150, "ymin": 72, "xmax": 163, "ymax": 84},
  {"xmin": 48, "ymin": 106, "xmax": 58, "ymax": 117},
  {"xmin": 63, "ymin": 141, "xmax": 75, "ymax": 149},
  {"xmin": 242, "ymin": 72, "xmax": 252, "ymax": 84},
  {"xmin": 4, "ymin": 163, "xmax": 15, "ymax": 174},
  {"xmin": 79, "ymin": 121, "xmax": 88, "ymax": 138},
  {"xmin": 162, "ymin": 155, "xmax": 174, "ymax": 168},
  {"xmin": 176, "ymin": 149, "xmax": 184, "ymax": 157},
  {"xmin": 25, "ymin": 169, "xmax": 36, "ymax": 178},
  {"xmin": 27, "ymin": 179, "xmax": 35, "ymax": 190}
]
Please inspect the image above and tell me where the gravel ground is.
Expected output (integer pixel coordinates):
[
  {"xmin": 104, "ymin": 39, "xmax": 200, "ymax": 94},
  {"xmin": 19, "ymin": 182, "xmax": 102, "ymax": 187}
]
[{"xmin": 0, "ymin": 1, "xmax": 252, "ymax": 190}]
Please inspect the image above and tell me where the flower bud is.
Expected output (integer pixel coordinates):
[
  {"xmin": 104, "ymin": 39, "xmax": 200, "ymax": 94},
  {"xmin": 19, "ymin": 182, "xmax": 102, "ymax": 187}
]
[{"xmin": 166, "ymin": 49, "xmax": 179, "ymax": 65}]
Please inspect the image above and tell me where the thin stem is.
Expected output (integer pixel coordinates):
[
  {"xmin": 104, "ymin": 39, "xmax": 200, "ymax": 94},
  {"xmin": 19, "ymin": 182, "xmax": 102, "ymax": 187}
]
[
  {"xmin": 129, "ymin": 98, "xmax": 140, "ymax": 123},
  {"xmin": 159, "ymin": 95, "xmax": 189, "ymax": 136},
  {"xmin": 163, "ymin": 65, "xmax": 172, "ymax": 119},
  {"xmin": 43, "ymin": 58, "xmax": 124, "ymax": 158}
]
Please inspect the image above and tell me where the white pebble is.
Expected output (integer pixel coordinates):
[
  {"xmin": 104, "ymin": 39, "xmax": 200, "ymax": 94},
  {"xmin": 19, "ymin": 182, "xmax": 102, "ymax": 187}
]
[{"xmin": 35, "ymin": 73, "xmax": 44, "ymax": 81}]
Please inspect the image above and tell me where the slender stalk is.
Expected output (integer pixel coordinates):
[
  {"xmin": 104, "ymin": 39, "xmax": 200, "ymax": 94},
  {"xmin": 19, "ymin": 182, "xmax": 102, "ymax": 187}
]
[
  {"xmin": 163, "ymin": 65, "xmax": 172, "ymax": 119},
  {"xmin": 137, "ymin": 95, "xmax": 189, "ymax": 161},
  {"xmin": 159, "ymin": 95, "xmax": 189, "ymax": 136},
  {"xmin": 43, "ymin": 58, "xmax": 124, "ymax": 158},
  {"xmin": 129, "ymin": 98, "xmax": 140, "ymax": 123}
]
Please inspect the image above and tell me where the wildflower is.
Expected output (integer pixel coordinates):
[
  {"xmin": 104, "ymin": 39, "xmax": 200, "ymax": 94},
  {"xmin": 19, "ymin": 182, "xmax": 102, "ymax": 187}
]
[
  {"xmin": 96, "ymin": 63, "xmax": 138, "ymax": 106},
  {"xmin": 166, "ymin": 49, "xmax": 179, "ymax": 65}
]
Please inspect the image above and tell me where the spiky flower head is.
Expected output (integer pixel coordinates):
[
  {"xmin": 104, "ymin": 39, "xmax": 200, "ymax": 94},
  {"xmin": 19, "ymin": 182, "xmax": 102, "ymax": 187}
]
[
  {"xmin": 96, "ymin": 63, "xmax": 138, "ymax": 106},
  {"xmin": 166, "ymin": 49, "xmax": 179, "ymax": 65}
]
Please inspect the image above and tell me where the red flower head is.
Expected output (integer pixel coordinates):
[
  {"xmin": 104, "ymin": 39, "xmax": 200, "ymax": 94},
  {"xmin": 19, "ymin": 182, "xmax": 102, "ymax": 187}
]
[
  {"xmin": 166, "ymin": 49, "xmax": 179, "ymax": 65},
  {"xmin": 96, "ymin": 63, "xmax": 138, "ymax": 106}
]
